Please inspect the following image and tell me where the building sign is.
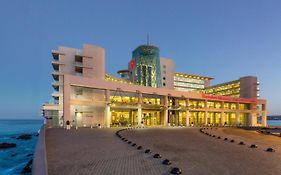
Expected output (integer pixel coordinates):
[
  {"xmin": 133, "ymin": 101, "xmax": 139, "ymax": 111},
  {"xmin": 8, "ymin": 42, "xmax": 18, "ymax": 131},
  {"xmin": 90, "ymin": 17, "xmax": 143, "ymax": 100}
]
[
  {"xmin": 202, "ymin": 94, "xmax": 257, "ymax": 103},
  {"xmin": 129, "ymin": 59, "xmax": 135, "ymax": 70}
]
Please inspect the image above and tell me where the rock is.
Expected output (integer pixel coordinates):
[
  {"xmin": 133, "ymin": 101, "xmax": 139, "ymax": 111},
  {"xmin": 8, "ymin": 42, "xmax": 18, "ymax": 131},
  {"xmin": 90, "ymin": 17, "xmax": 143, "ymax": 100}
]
[
  {"xmin": 34, "ymin": 133, "xmax": 39, "ymax": 137},
  {"xmin": 26, "ymin": 153, "xmax": 34, "ymax": 157},
  {"xmin": 16, "ymin": 134, "xmax": 32, "ymax": 140},
  {"xmin": 11, "ymin": 153, "xmax": 17, "ymax": 157},
  {"xmin": 0, "ymin": 143, "xmax": 16, "ymax": 149},
  {"xmin": 21, "ymin": 159, "xmax": 33, "ymax": 174}
]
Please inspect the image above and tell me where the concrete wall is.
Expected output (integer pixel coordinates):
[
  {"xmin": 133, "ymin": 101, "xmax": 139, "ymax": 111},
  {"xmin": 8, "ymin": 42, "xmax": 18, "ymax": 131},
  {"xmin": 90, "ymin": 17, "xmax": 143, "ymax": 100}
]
[
  {"xmin": 32, "ymin": 125, "xmax": 48, "ymax": 175},
  {"xmin": 239, "ymin": 76, "xmax": 258, "ymax": 99},
  {"xmin": 82, "ymin": 44, "xmax": 105, "ymax": 79},
  {"xmin": 160, "ymin": 57, "xmax": 174, "ymax": 89}
]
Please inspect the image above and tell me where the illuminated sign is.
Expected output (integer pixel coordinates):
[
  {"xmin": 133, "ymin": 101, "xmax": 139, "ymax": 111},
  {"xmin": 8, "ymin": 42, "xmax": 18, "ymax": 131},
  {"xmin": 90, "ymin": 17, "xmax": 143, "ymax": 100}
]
[
  {"xmin": 202, "ymin": 94, "xmax": 257, "ymax": 103},
  {"xmin": 129, "ymin": 59, "xmax": 135, "ymax": 70}
]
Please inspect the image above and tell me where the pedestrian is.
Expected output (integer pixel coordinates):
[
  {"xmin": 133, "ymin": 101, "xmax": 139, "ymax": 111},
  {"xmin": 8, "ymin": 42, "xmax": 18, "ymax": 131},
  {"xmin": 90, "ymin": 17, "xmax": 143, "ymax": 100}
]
[{"xmin": 66, "ymin": 120, "xmax": 70, "ymax": 130}]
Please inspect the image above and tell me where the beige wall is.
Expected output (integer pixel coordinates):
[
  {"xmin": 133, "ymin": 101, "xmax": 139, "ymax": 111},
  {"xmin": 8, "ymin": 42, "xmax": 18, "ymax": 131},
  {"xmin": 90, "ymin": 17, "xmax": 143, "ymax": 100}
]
[
  {"xmin": 160, "ymin": 57, "xmax": 174, "ymax": 89},
  {"xmin": 240, "ymin": 76, "xmax": 258, "ymax": 99}
]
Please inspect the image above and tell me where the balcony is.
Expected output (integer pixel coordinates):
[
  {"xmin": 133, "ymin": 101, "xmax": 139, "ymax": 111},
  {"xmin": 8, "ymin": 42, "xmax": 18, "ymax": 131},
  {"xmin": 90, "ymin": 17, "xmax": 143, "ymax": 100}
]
[
  {"xmin": 51, "ymin": 50, "xmax": 64, "ymax": 60},
  {"xmin": 52, "ymin": 71, "xmax": 63, "ymax": 81},
  {"xmin": 52, "ymin": 60, "xmax": 64, "ymax": 70},
  {"xmin": 52, "ymin": 92, "xmax": 60, "ymax": 98},
  {"xmin": 52, "ymin": 81, "xmax": 62, "ymax": 91}
]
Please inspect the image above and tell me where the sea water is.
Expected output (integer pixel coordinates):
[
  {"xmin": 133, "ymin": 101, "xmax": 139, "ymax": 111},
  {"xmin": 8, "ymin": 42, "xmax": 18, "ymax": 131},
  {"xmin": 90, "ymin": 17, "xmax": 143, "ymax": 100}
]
[
  {"xmin": 267, "ymin": 120, "xmax": 281, "ymax": 127},
  {"xmin": 0, "ymin": 119, "xmax": 43, "ymax": 175}
]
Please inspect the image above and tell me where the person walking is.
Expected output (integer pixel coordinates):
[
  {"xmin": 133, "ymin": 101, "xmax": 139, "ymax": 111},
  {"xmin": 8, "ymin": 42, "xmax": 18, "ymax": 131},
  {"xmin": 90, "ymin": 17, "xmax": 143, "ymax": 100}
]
[{"xmin": 66, "ymin": 120, "xmax": 71, "ymax": 130}]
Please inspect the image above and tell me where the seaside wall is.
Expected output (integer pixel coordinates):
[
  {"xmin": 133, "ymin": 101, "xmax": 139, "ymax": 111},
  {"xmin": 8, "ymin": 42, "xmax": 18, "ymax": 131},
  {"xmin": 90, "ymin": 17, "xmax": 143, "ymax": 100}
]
[{"xmin": 32, "ymin": 125, "xmax": 48, "ymax": 175}]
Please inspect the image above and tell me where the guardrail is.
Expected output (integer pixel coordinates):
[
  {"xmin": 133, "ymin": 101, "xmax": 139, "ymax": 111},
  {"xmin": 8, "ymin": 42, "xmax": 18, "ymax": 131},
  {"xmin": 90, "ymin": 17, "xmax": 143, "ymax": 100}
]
[{"xmin": 32, "ymin": 125, "xmax": 48, "ymax": 175}]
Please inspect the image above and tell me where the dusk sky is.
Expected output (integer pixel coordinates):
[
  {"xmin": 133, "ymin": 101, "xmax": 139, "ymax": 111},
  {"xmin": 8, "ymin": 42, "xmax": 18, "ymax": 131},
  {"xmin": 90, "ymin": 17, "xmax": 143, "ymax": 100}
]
[{"xmin": 0, "ymin": 0, "xmax": 280, "ymax": 119}]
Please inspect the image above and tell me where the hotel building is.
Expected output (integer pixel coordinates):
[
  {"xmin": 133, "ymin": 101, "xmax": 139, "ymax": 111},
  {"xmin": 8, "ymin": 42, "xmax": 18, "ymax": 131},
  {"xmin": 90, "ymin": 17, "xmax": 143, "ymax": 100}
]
[{"xmin": 42, "ymin": 43, "xmax": 267, "ymax": 128}]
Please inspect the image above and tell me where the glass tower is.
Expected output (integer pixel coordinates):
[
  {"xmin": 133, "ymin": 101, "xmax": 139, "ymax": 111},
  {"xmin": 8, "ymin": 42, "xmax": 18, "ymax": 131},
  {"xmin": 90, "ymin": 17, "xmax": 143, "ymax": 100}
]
[{"xmin": 131, "ymin": 45, "xmax": 161, "ymax": 87}]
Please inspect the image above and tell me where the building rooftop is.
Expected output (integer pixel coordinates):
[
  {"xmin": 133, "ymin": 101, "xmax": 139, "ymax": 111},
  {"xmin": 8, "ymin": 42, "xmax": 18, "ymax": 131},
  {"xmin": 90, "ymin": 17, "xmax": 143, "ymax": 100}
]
[{"xmin": 174, "ymin": 72, "xmax": 214, "ymax": 80}]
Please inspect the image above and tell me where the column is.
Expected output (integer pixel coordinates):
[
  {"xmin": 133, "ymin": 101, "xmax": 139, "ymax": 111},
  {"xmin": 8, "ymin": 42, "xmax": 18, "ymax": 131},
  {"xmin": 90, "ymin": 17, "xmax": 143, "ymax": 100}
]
[
  {"xmin": 186, "ymin": 99, "xmax": 190, "ymax": 127},
  {"xmin": 163, "ymin": 96, "xmax": 168, "ymax": 126},
  {"xmin": 236, "ymin": 112, "xmax": 240, "ymax": 126},
  {"xmin": 262, "ymin": 111, "xmax": 267, "ymax": 127},
  {"xmin": 63, "ymin": 75, "xmax": 71, "ymax": 128},
  {"xmin": 137, "ymin": 92, "xmax": 142, "ymax": 127},
  {"xmin": 236, "ymin": 102, "xmax": 239, "ymax": 126},
  {"xmin": 104, "ymin": 89, "xmax": 110, "ymax": 128},
  {"xmin": 186, "ymin": 111, "xmax": 190, "ymax": 127},
  {"xmin": 220, "ymin": 101, "xmax": 225, "ymax": 126},
  {"xmin": 261, "ymin": 103, "xmax": 267, "ymax": 127},
  {"xmin": 105, "ymin": 105, "xmax": 110, "ymax": 128},
  {"xmin": 250, "ymin": 113, "xmax": 257, "ymax": 126},
  {"xmin": 204, "ymin": 100, "xmax": 208, "ymax": 126},
  {"xmin": 204, "ymin": 111, "xmax": 208, "ymax": 126},
  {"xmin": 221, "ymin": 112, "xmax": 225, "ymax": 126}
]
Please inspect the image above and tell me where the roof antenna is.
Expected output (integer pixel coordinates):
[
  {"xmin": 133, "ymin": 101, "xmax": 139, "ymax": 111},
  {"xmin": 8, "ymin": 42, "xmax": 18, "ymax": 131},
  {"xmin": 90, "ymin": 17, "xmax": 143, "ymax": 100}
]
[{"xmin": 147, "ymin": 33, "xmax": 150, "ymax": 45}]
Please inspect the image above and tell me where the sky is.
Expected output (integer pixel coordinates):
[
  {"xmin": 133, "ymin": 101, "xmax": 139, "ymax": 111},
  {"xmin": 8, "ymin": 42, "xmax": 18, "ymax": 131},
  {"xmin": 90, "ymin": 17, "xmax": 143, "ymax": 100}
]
[{"xmin": 0, "ymin": 0, "xmax": 280, "ymax": 119}]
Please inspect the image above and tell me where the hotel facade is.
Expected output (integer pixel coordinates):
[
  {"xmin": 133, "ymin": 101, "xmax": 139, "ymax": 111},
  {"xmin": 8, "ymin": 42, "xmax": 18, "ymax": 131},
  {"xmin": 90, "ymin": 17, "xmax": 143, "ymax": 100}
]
[{"xmin": 42, "ymin": 44, "xmax": 267, "ymax": 128}]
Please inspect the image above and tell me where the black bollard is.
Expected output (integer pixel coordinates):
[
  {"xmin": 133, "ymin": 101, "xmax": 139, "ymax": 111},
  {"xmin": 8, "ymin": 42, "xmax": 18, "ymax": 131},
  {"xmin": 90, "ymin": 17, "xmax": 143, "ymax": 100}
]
[
  {"xmin": 266, "ymin": 148, "xmax": 275, "ymax": 152},
  {"xmin": 144, "ymin": 149, "xmax": 151, "ymax": 153},
  {"xmin": 239, "ymin": 141, "xmax": 245, "ymax": 145},
  {"xmin": 250, "ymin": 144, "xmax": 258, "ymax": 148},
  {"xmin": 153, "ymin": 153, "xmax": 161, "ymax": 158},
  {"xmin": 171, "ymin": 167, "xmax": 182, "ymax": 174},
  {"xmin": 162, "ymin": 159, "xmax": 171, "ymax": 165}
]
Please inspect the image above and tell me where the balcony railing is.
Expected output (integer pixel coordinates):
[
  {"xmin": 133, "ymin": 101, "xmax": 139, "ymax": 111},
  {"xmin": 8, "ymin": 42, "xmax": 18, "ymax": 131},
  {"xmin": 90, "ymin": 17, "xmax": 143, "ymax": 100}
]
[{"xmin": 51, "ymin": 92, "xmax": 60, "ymax": 97}]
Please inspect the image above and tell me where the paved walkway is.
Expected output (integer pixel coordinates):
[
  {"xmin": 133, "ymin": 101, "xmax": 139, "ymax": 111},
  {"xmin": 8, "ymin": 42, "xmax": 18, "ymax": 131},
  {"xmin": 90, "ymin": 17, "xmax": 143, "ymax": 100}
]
[
  {"xmin": 46, "ymin": 128, "xmax": 169, "ymax": 175},
  {"xmin": 122, "ymin": 127, "xmax": 281, "ymax": 175},
  {"xmin": 207, "ymin": 127, "xmax": 281, "ymax": 153},
  {"xmin": 46, "ymin": 127, "xmax": 281, "ymax": 175}
]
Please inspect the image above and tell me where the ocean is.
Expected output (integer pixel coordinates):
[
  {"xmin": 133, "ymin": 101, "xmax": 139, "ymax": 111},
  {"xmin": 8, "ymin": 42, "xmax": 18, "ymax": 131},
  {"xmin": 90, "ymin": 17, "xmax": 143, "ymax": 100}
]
[
  {"xmin": 0, "ymin": 119, "xmax": 43, "ymax": 175},
  {"xmin": 267, "ymin": 120, "xmax": 281, "ymax": 127}
]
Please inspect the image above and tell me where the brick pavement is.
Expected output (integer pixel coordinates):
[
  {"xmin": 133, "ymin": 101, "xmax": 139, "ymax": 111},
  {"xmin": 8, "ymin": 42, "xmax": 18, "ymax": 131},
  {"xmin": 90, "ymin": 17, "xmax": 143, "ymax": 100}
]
[
  {"xmin": 46, "ymin": 127, "xmax": 281, "ymax": 175},
  {"xmin": 122, "ymin": 127, "xmax": 281, "ymax": 175},
  {"xmin": 46, "ymin": 128, "xmax": 170, "ymax": 175}
]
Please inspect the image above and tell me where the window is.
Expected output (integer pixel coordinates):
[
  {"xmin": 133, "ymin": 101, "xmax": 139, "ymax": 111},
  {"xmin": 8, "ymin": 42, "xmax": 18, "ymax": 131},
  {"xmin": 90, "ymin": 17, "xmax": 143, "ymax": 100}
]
[
  {"xmin": 163, "ymin": 77, "xmax": 166, "ymax": 80},
  {"xmin": 163, "ymin": 83, "xmax": 166, "ymax": 86}
]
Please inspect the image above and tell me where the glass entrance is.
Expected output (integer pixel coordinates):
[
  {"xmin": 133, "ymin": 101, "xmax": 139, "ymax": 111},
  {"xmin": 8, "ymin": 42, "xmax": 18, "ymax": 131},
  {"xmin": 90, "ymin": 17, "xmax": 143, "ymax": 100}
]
[
  {"xmin": 110, "ymin": 110, "xmax": 137, "ymax": 127},
  {"xmin": 142, "ymin": 110, "xmax": 161, "ymax": 126}
]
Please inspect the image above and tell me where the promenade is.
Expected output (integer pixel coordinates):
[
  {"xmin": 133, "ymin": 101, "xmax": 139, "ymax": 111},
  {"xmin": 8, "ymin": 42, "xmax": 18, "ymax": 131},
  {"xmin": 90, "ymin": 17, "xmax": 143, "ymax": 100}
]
[
  {"xmin": 45, "ymin": 128, "xmax": 169, "ymax": 175},
  {"xmin": 46, "ymin": 127, "xmax": 281, "ymax": 175}
]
